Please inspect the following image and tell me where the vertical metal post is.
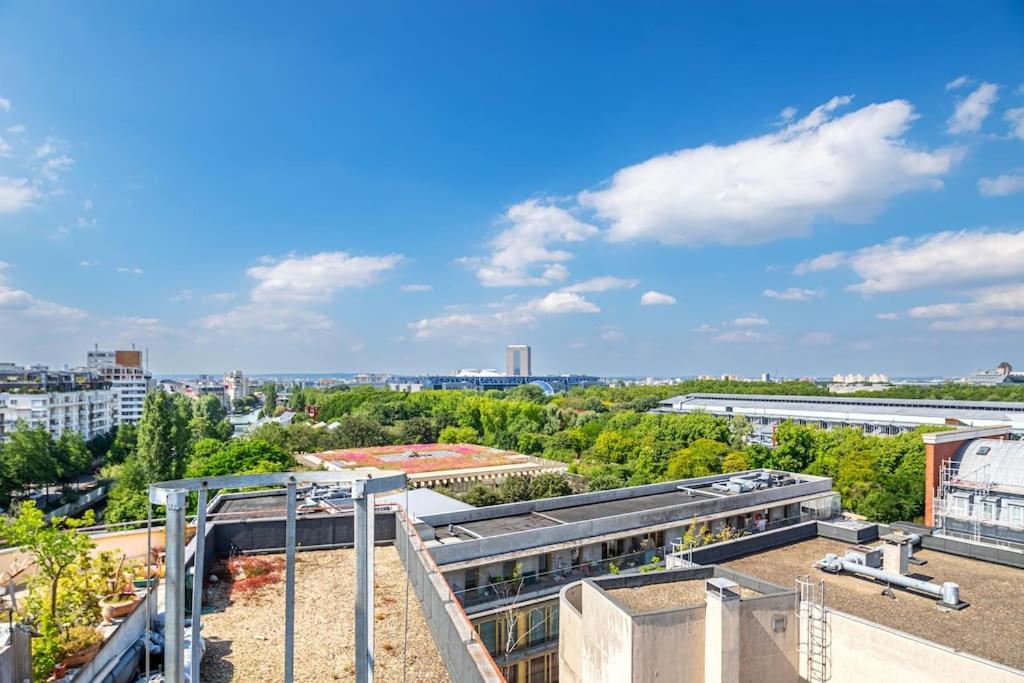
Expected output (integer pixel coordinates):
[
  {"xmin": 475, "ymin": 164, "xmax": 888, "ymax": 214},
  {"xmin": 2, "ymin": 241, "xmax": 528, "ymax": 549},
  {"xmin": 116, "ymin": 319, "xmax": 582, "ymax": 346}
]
[
  {"xmin": 165, "ymin": 489, "xmax": 187, "ymax": 683},
  {"xmin": 354, "ymin": 484, "xmax": 375, "ymax": 683},
  {"xmin": 145, "ymin": 498, "xmax": 152, "ymax": 680},
  {"xmin": 284, "ymin": 480, "xmax": 297, "ymax": 683},
  {"xmin": 190, "ymin": 486, "xmax": 208, "ymax": 683}
]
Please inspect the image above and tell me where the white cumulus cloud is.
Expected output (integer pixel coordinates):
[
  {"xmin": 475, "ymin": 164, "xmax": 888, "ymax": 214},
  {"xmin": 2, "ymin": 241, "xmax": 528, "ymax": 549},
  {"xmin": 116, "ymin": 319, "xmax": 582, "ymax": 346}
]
[
  {"xmin": 639, "ymin": 290, "xmax": 676, "ymax": 306},
  {"xmin": 249, "ymin": 251, "xmax": 402, "ymax": 302},
  {"xmin": 469, "ymin": 199, "xmax": 598, "ymax": 287},
  {"xmin": 562, "ymin": 276, "xmax": 638, "ymax": 293},
  {"xmin": 0, "ymin": 177, "xmax": 39, "ymax": 213},
  {"xmin": 527, "ymin": 291, "xmax": 600, "ymax": 314},
  {"xmin": 945, "ymin": 75, "xmax": 973, "ymax": 91},
  {"xmin": 793, "ymin": 251, "xmax": 847, "ymax": 275},
  {"xmin": 979, "ymin": 173, "xmax": 1024, "ymax": 197},
  {"xmin": 834, "ymin": 229, "xmax": 1024, "ymax": 293},
  {"xmin": 947, "ymin": 82, "xmax": 999, "ymax": 134},
  {"xmin": 578, "ymin": 97, "xmax": 958, "ymax": 246},
  {"xmin": 763, "ymin": 287, "xmax": 822, "ymax": 301},
  {"xmin": 400, "ymin": 284, "xmax": 432, "ymax": 293},
  {"xmin": 1007, "ymin": 108, "xmax": 1024, "ymax": 141},
  {"xmin": 732, "ymin": 315, "xmax": 769, "ymax": 327}
]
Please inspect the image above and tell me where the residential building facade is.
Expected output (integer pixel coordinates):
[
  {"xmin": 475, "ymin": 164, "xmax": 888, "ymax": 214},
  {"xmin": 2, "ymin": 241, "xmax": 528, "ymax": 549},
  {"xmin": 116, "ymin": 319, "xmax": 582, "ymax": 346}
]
[
  {"xmin": 87, "ymin": 348, "xmax": 153, "ymax": 424},
  {"xmin": 0, "ymin": 364, "xmax": 115, "ymax": 441}
]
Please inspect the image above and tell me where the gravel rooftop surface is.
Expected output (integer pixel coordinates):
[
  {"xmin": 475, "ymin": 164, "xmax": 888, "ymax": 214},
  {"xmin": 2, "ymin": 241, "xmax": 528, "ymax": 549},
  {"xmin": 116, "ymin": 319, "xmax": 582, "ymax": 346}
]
[
  {"xmin": 723, "ymin": 536, "xmax": 1024, "ymax": 670},
  {"xmin": 608, "ymin": 579, "xmax": 761, "ymax": 613},
  {"xmin": 200, "ymin": 547, "xmax": 451, "ymax": 682}
]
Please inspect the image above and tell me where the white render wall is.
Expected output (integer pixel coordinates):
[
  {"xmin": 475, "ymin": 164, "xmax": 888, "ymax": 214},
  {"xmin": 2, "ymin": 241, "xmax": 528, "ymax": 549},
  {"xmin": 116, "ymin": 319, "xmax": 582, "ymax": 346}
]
[{"xmin": 0, "ymin": 388, "xmax": 116, "ymax": 441}]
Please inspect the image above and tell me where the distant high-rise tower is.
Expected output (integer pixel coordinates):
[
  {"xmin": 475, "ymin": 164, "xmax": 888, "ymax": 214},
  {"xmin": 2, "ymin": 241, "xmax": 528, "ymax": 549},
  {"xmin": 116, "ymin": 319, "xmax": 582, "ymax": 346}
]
[
  {"xmin": 506, "ymin": 345, "xmax": 532, "ymax": 376},
  {"xmin": 87, "ymin": 345, "xmax": 153, "ymax": 425}
]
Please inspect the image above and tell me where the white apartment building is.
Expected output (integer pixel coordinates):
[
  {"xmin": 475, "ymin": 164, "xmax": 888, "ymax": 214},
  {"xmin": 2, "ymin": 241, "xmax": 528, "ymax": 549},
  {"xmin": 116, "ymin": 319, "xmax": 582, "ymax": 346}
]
[
  {"xmin": 0, "ymin": 387, "xmax": 116, "ymax": 442},
  {"xmin": 224, "ymin": 370, "xmax": 249, "ymax": 403},
  {"xmin": 87, "ymin": 348, "xmax": 153, "ymax": 424}
]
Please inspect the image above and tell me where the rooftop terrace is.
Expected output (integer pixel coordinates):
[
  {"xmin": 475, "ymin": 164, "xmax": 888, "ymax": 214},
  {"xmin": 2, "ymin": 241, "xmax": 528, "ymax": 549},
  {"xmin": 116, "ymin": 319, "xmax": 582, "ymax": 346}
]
[
  {"xmin": 201, "ymin": 547, "xmax": 450, "ymax": 682},
  {"xmin": 722, "ymin": 536, "xmax": 1024, "ymax": 670},
  {"xmin": 310, "ymin": 443, "xmax": 532, "ymax": 474}
]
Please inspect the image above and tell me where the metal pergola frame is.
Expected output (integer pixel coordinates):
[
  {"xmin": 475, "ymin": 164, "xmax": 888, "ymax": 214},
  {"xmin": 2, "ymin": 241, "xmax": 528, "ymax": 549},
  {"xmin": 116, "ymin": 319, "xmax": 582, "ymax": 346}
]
[{"xmin": 148, "ymin": 470, "xmax": 407, "ymax": 683}]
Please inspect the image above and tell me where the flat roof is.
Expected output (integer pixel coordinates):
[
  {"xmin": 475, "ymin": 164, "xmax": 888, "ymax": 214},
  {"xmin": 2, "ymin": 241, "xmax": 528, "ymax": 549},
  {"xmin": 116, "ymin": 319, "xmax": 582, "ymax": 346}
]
[
  {"xmin": 215, "ymin": 488, "xmax": 474, "ymax": 521},
  {"xmin": 541, "ymin": 489, "xmax": 715, "ymax": 524},
  {"xmin": 722, "ymin": 536, "xmax": 1024, "ymax": 670},
  {"xmin": 659, "ymin": 393, "xmax": 1024, "ymax": 421},
  {"xmin": 311, "ymin": 443, "xmax": 535, "ymax": 475},
  {"xmin": 427, "ymin": 471, "xmax": 815, "ymax": 543},
  {"xmin": 453, "ymin": 512, "xmax": 563, "ymax": 537},
  {"xmin": 201, "ymin": 547, "xmax": 451, "ymax": 682},
  {"xmin": 608, "ymin": 579, "xmax": 761, "ymax": 614}
]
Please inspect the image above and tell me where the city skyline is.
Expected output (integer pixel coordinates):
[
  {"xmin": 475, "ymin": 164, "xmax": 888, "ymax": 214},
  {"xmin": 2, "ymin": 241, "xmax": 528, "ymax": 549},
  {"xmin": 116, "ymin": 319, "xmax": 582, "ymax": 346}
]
[{"xmin": 2, "ymin": 3, "xmax": 1024, "ymax": 376}]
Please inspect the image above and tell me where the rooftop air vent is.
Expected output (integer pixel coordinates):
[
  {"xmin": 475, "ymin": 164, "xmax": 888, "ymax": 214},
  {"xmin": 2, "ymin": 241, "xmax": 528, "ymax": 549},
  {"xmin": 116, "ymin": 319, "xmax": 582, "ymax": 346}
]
[{"xmin": 977, "ymin": 446, "xmax": 991, "ymax": 455}]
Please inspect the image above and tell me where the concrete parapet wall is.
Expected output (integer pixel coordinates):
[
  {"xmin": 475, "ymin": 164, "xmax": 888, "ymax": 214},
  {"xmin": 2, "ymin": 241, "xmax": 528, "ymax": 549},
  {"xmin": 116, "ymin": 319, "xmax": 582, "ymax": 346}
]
[
  {"xmin": 394, "ymin": 512, "xmax": 503, "ymax": 683},
  {"xmin": 809, "ymin": 608, "xmax": 1024, "ymax": 683},
  {"xmin": 679, "ymin": 521, "xmax": 819, "ymax": 566},
  {"xmin": 0, "ymin": 625, "xmax": 32, "ymax": 683}
]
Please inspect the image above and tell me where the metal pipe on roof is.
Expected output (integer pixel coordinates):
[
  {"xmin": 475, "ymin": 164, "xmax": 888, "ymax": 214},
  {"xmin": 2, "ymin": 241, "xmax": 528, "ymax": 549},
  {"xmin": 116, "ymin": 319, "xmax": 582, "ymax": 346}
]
[{"xmin": 817, "ymin": 553, "xmax": 961, "ymax": 607}]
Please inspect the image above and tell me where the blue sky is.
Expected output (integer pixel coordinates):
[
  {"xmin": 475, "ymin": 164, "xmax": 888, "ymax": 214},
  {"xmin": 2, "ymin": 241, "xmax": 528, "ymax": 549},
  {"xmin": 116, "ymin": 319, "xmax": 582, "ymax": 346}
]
[{"xmin": 1, "ymin": 2, "xmax": 1023, "ymax": 376}]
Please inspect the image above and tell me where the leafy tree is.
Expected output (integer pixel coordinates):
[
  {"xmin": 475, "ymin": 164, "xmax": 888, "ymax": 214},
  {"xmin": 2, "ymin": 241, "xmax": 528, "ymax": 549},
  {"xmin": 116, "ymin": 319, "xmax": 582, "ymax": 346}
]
[
  {"xmin": 587, "ymin": 469, "xmax": 627, "ymax": 492},
  {"xmin": 591, "ymin": 431, "xmax": 637, "ymax": 464},
  {"xmin": 498, "ymin": 476, "xmax": 532, "ymax": 503},
  {"xmin": 0, "ymin": 502, "xmax": 95, "ymax": 619},
  {"xmin": 54, "ymin": 432, "xmax": 92, "ymax": 489},
  {"xmin": 394, "ymin": 417, "xmax": 439, "ymax": 444},
  {"xmin": 135, "ymin": 391, "xmax": 190, "ymax": 482},
  {"xmin": 720, "ymin": 450, "xmax": 751, "ymax": 473},
  {"xmin": 4, "ymin": 421, "xmax": 57, "ymax": 494},
  {"xmin": 728, "ymin": 416, "xmax": 753, "ymax": 449},
  {"xmin": 516, "ymin": 432, "xmax": 545, "ymax": 454},
  {"xmin": 187, "ymin": 439, "xmax": 293, "ymax": 478},
  {"xmin": 195, "ymin": 394, "xmax": 228, "ymax": 424},
  {"xmin": 462, "ymin": 485, "xmax": 504, "ymax": 507},
  {"xmin": 506, "ymin": 384, "xmax": 546, "ymax": 403},
  {"xmin": 438, "ymin": 425, "xmax": 479, "ymax": 444},
  {"xmin": 766, "ymin": 421, "xmax": 817, "ymax": 471},
  {"xmin": 327, "ymin": 416, "xmax": 392, "ymax": 449},
  {"xmin": 106, "ymin": 422, "xmax": 138, "ymax": 465},
  {"xmin": 528, "ymin": 473, "xmax": 573, "ymax": 499},
  {"xmin": 261, "ymin": 382, "xmax": 278, "ymax": 417},
  {"xmin": 666, "ymin": 439, "xmax": 729, "ymax": 480}
]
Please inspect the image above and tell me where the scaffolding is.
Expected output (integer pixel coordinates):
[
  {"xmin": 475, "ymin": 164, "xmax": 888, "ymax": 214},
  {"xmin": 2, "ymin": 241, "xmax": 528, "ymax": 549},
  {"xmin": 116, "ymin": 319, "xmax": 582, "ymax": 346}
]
[
  {"xmin": 934, "ymin": 459, "xmax": 992, "ymax": 543},
  {"xmin": 796, "ymin": 575, "xmax": 830, "ymax": 683}
]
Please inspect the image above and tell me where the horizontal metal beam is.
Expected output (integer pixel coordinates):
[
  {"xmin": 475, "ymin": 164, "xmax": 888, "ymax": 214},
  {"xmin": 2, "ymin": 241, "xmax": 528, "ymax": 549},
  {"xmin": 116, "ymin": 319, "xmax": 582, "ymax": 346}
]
[{"xmin": 149, "ymin": 470, "xmax": 407, "ymax": 505}]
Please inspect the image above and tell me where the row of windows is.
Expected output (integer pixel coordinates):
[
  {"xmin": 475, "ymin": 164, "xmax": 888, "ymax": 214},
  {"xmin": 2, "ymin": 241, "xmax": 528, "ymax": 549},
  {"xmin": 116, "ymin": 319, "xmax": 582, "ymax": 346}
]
[
  {"xmin": 503, "ymin": 652, "xmax": 559, "ymax": 683},
  {"xmin": 476, "ymin": 603, "xmax": 559, "ymax": 659}
]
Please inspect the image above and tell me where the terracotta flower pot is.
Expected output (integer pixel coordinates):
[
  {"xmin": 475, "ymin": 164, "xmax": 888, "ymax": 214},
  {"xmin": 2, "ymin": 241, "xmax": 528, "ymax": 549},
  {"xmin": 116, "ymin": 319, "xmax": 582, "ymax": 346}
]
[
  {"xmin": 60, "ymin": 641, "xmax": 101, "ymax": 667},
  {"xmin": 100, "ymin": 593, "xmax": 141, "ymax": 621}
]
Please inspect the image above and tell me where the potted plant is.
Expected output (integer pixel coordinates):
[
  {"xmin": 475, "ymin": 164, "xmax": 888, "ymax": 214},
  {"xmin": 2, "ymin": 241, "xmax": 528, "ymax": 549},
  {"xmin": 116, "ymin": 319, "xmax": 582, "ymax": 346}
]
[
  {"xmin": 58, "ymin": 625, "xmax": 103, "ymax": 667},
  {"xmin": 125, "ymin": 559, "xmax": 159, "ymax": 590},
  {"xmin": 99, "ymin": 555, "xmax": 140, "ymax": 622}
]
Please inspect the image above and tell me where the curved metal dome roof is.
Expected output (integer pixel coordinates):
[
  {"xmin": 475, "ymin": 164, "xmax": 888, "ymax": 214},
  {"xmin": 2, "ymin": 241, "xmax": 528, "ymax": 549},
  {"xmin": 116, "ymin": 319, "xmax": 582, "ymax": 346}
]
[{"xmin": 952, "ymin": 439, "xmax": 1024, "ymax": 491}]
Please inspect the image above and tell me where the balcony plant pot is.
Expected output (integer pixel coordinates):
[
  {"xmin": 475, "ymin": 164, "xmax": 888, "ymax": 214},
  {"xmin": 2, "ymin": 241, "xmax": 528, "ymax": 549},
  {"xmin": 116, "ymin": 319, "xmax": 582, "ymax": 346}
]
[
  {"xmin": 133, "ymin": 576, "xmax": 159, "ymax": 590},
  {"xmin": 100, "ymin": 592, "xmax": 140, "ymax": 621},
  {"xmin": 60, "ymin": 641, "xmax": 101, "ymax": 668}
]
